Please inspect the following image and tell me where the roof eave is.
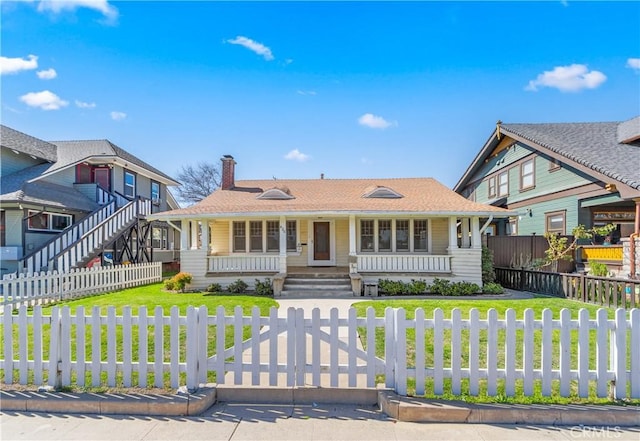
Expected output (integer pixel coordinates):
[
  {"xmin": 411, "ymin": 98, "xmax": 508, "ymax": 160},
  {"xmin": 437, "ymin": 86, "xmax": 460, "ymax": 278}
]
[{"xmin": 453, "ymin": 128, "xmax": 501, "ymax": 192}]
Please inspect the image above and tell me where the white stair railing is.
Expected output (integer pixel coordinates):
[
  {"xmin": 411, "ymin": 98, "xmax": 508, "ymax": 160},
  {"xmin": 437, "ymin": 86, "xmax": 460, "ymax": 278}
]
[
  {"xmin": 21, "ymin": 200, "xmax": 117, "ymax": 273},
  {"xmin": 55, "ymin": 198, "xmax": 152, "ymax": 273}
]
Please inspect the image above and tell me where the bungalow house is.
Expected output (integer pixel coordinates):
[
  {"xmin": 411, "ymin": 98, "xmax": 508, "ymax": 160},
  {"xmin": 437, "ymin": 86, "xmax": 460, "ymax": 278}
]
[
  {"xmin": 150, "ymin": 155, "xmax": 512, "ymax": 295},
  {"xmin": 453, "ymin": 116, "xmax": 640, "ymax": 277},
  {"xmin": 0, "ymin": 125, "xmax": 181, "ymax": 275}
]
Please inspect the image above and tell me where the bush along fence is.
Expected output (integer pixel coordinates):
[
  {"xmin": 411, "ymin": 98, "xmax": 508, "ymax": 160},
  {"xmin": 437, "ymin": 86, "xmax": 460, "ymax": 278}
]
[
  {"xmin": 495, "ymin": 267, "xmax": 640, "ymax": 309},
  {"xmin": 0, "ymin": 262, "xmax": 162, "ymax": 309},
  {"xmin": 1, "ymin": 305, "xmax": 639, "ymax": 400}
]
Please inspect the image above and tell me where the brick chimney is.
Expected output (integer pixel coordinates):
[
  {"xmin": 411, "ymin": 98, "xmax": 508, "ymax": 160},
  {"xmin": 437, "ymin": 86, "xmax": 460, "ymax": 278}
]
[{"xmin": 221, "ymin": 155, "xmax": 236, "ymax": 190}]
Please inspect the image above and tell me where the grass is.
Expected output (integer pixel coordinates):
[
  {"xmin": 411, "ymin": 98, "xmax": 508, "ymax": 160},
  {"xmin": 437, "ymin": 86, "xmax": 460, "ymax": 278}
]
[
  {"xmin": 1, "ymin": 282, "xmax": 278, "ymax": 391},
  {"xmin": 351, "ymin": 296, "xmax": 639, "ymax": 405}
]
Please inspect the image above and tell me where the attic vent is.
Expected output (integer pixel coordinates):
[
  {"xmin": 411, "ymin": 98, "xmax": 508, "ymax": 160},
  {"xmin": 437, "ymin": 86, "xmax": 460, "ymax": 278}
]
[
  {"xmin": 257, "ymin": 187, "xmax": 294, "ymax": 200},
  {"xmin": 362, "ymin": 186, "xmax": 404, "ymax": 199}
]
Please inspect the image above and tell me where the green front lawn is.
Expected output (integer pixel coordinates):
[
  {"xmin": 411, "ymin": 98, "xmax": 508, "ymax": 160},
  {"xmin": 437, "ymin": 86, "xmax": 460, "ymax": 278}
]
[{"xmin": 352, "ymin": 297, "xmax": 637, "ymax": 405}]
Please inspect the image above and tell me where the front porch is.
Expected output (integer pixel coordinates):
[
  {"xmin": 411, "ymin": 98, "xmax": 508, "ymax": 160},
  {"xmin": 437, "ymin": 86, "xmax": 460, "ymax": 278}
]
[{"xmin": 177, "ymin": 214, "xmax": 486, "ymax": 294}]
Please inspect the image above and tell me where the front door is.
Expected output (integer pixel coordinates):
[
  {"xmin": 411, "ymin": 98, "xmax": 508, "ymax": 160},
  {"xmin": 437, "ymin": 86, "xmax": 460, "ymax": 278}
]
[
  {"xmin": 94, "ymin": 168, "xmax": 111, "ymax": 191},
  {"xmin": 313, "ymin": 221, "xmax": 330, "ymax": 261}
]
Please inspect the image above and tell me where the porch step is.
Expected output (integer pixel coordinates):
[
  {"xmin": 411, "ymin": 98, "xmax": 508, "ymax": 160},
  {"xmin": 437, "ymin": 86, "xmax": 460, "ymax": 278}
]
[{"xmin": 279, "ymin": 290, "xmax": 355, "ymax": 298}]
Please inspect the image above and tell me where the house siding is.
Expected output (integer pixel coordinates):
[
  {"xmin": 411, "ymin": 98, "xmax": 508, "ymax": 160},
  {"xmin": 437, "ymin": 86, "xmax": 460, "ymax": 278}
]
[
  {"xmin": 431, "ymin": 218, "xmax": 448, "ymax": 254},
  {"xmin": 515, "ymin": 194, "xmax": 581, "ymax": 235},
  {"xmin": 1, "ymin": 149, "xmax": 42, "ymax": 176},
  {"xmin": 335, "ymin": 218, "xmax": 349, "ymax": 266},
  {"xmin": 41, "ymin": 167, "xmax": 75, "ymax": 187},
  {"xmin": 211, "ymin": 221, "xmax": 230, "ymax": 255},
  {"xmin": 287, "ymin": 219, "xmax": 308, "ymax": 266},
  {"xmin": 4, "ymin": 209, "xmax": 23, "ymax": 247}
]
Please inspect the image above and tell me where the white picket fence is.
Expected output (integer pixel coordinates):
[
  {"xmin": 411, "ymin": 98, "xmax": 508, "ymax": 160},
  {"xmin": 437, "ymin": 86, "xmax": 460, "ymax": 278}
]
[
  {"xmin": 1, "ymin": 306, "xmax": 638, "ymax": 399},
  {"xmin": 0, "ymin": 262, "xmax": 162, "ymax": 309}
]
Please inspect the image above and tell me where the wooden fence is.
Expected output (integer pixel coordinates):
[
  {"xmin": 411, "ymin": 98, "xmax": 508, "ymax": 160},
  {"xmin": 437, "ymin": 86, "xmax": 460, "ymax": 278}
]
[
  {"xmin": 2, "ymin": 305, "xmax": 638, "ymax": 400},
  {"xmin": 495, "ymin": 267, "xmax": 640, "ymax": 309},
  {"xmin": 0, "ymin": 262, "xmax": 162, "ymax": 309},
  {"xmin": 487, "ymin": 235, "xmax": 575, "ymax": 273}
]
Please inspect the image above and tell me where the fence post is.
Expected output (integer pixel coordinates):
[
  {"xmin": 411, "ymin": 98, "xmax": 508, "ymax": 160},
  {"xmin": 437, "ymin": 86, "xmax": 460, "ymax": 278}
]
[
  {"xmin": 579, "ymin": 273, "xmax": 586, "ymax": 303},
  {"xmin": 384, "ymin": 307, "xmax": 396, "ymax": 389},
  {"xmin": 519, "ymin": 267, "xmax": 525, "ymax": 291},
  {"xmin": 48, "ymin": 306, "xmax": 62, "ymax": 389},
  {"xmin": 186, "ymin": 306, "xmax": 199, "ymax": 391}
]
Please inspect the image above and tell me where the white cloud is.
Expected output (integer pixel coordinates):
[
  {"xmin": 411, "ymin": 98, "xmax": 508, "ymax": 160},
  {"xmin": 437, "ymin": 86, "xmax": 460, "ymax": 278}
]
[
  {"xmin": 525, "ymin": 64, "xmax": 606, "ymax": 92},
  {"xmin": 626, "ymin": 58, "xmax": 640, "ymax": 71},
  {"xmin": 75, "ymin": 100, "xmax": 96, "ymax": 109},
  {"xmin": 358, "ymin": 113, "xmax": 397, "ymax": 129},
  {"xmin": 37, "ymin": 0, "xmax": 118, "ymax": 22},
  {"xmin": 284, "ymin": 149, "xmax": 310, "ymax": 162},
  {"xmin": 20, "ymin": 90, "xmax": 68, "ymax": 110},
  {"xmin": 110, "ymin": 111, "xmax": 126, "ymax": 121},
  {"xmin": 227, "ymin": 36, "xmax": 274, "ymax": 61},
  {"xmin": 36, "ymin": 68, "xmax": 57, "ymax": 79},
  {"xmin": 296, "ymin": 90, "xmax": 317, "ymax": 96},
  {"xmin": 0, "ymin": 54, "xmax": 38, "ymax": 75}
]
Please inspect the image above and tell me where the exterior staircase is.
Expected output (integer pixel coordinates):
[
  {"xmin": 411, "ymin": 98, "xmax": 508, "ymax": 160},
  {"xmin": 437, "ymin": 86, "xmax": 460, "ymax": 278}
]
[
  {"xmin": 280, "ymin": 272, "xmax": 354, "ymax": 298},
  {"xmin": 19, "ymin": 196, "xmax": 151, "ymax": 274}
]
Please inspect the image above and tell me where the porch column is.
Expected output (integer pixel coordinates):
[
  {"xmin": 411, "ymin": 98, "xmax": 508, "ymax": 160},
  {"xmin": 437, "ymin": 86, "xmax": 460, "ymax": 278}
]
[
  {"xmin": 471, "ymin": 216, "xmax": 481, "ymax": 249},
  {"xmin": 349, "ymin": 215, "xmax": 357, "ymax": 256},
  {"xmin": 190, "ymin": 220, "xmax": 199, "ymax": 249},
  {"xmin": 279, "ymin": 215, "xmax": 287, "ymax": 273},
  {"xmin": 200, "ymin": 220, "xmax": 209, "ymax": 253},
  {"xmin": 461, "ymin": 218, "xmax": 471, "ymax": 248},
  {"xmin": 180, "ymin": 219, "xmax": 189, "ymax": 250},
  {"xmin": 448, "ymin": 216, "xmax": 458, "ymax": 250}
]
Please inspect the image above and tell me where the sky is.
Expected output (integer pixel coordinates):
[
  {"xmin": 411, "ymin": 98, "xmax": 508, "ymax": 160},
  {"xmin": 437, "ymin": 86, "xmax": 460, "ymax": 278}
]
[{"xmin": 1, "ymin": 0, "xmax": 639, "ymax": 192}]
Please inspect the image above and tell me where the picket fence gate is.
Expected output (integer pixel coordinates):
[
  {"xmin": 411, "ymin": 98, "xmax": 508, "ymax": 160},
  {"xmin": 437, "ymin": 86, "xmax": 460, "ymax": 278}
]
[
  {"xmin": 0, "ymin": 262, "xmax": 162, "ymax": 309},
  {"xmin": 1, "ymin": 305, "xmax": 639, "ymax": 399}
]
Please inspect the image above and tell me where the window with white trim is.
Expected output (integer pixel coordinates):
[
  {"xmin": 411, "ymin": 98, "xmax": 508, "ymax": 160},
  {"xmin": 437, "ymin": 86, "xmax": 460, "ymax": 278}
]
[
  {"xmin": 413, "ymin": 219, "xmax": 428, "ymax": 251},
  {"xmin": 396, "ymin": 220, "xmax": 409, "ymax": 251},
  {"xmin": 124, "ymin": 171, "xmax": 136, "ymax": 198},
  {"xmin": 520, "ymin": 159, "xmax": 535, "ymax": 190},
  {"xmin": 266, "ymin": 220, "xmax": 279, "ymax": 252},
  {"xmin": 233, "ymin": 221, "xmax": 246, "ymax": 252},
  {"xmin": 488, "ymin": 176, "xmax": 496, "ymax": 198},
  {"xmin": 250, "ymin": 221, "xmax": 262, "ymax": 252},
  {"xmin": 378, "ymin": 220, "xmax": 392, "ymax": 251},
  {"xmin": 360, "ymin": 220, "xmax": 374, "ymax": 252},
  {"xmin": 28, "ymin": 210, "xmax": 72, "ymax": 232},
  {"xmin": 498, "ymin": 171, "xmax": 509, "ymax": 197},
  {"xmin": 286, "ymin": 220, "xmax": 297, "ymax": 251},
  {"xmin": 151, "ymin": 181, "xmax": 160, "ymax": 204},
  {"xmin": 152, "ymin": 226, "xmax": 168, "ymax": 249}
]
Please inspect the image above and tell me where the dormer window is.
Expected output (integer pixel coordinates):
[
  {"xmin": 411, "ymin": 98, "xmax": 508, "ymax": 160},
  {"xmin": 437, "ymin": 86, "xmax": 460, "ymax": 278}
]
[
  {"xmin": 362, "ymin": 186, "xmax": 403, "ymax": 199},
  {"xmin": 257, "ymin": 187, "xmax": 294, "ymax": 200}
]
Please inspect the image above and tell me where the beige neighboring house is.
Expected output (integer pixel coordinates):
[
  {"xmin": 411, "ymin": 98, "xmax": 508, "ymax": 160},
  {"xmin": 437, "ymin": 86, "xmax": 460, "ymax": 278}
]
[{"xmin": 151, "ymin": 156, "xmax": 513, "ymax": 294}]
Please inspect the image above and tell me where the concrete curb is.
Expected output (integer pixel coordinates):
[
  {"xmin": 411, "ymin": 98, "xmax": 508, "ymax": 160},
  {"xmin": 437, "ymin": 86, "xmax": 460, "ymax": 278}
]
[
  {"xmin": 2, "ymin": 386, "xmax": 639, "ymax": 426},
  {"xmin": 0, "ymin": 386, "xmax": 216, "ymax": 417},
  {"xmin": 377, "ymin": 389, "xmax": 640, "ymax": 426}
]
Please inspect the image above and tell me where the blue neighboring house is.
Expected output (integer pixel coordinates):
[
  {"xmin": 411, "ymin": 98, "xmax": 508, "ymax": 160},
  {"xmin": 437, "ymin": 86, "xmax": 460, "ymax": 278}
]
[{"xmin": 454, "ymin": 116, "xmax": 640, "ymax": 275}]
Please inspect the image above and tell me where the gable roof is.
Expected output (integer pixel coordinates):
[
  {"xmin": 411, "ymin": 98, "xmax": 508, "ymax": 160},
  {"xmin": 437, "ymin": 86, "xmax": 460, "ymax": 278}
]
[
  {"xmin": 152, "ymin": 177, "xmax": 513, "ymax": 219},
  {"xmin": 454, "ymin": 117, "xmax": 640, "ymax": 194},
  {"xmin": 0, "ymin": 125, "xmax": 57, "ymax": 162},
  {"xmin": 43, "ymin": 140, "xmax": 178, "ymax": 185},
  {"xmin": 1, "ymin": 164, "xmax": 99, "ymax": 212}
]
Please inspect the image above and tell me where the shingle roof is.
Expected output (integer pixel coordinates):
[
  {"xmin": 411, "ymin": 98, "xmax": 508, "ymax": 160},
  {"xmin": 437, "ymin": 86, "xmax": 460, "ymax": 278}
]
[
  {"xmin": 0, "ymin": 125, "xmax": 57, "ymax": 162},
  {"xmin": 1, "ymin": 164, "xmax": 99, "ymax": 211},
  {"xmin": 155, "ymin": 177, "xmax": 512, "ymax": 218},
  {"xmin": 500, "ymin": 119, "xmax": 640, "ymax": 190},
  {"xmin": 47, "ymin": 140, "xmax": 177, "ymax": 183}
]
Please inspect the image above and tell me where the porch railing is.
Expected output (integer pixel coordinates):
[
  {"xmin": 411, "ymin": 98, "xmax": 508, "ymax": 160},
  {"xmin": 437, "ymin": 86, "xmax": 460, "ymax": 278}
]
[
  {"xmin": 208, "ymin": 255, "xmax": 280, "ymax": 273},
  {"xmin": 356, "ymin": 254, "xmax": 452, "ymax": 273}
]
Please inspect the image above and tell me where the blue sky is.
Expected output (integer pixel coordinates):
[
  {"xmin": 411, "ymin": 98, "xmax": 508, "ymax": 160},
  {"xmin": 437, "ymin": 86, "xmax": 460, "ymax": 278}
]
[{"xmin": 2, "ymin": 1, "xmax": 639, "ymax": 190}]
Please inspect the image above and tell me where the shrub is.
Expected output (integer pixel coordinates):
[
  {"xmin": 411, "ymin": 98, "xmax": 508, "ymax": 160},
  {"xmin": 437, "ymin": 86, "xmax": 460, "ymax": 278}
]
[
  {"xmin": 254, "ymin": 279, "xmax": 273, "ymax": 296},
  {"xmin": 588, "ymin": 260, "xmax": 609, "ymax": 277},
  {"xmin": 163, "ymin": 278, "xmax": 176, "ymax": 291},
  {"xmin": 430, "ymin": 278, "xmax": 452, "ymax": 295},
  {"xmin": 481, "ymin": 246, "xmax": 495, "ymax": 284},
  {"xmin": 206, "ymin": 282, "xmax": 222, "ymax": 293},
  {"xmin": 378, "ymin": 279, "xmax": 407, "ymax": 296},
  {"xmin": 227, "ymin": 279, "xmax": 248, "ymax": 294},
  {"xmin": 408, "ymin": 279, "xmax": 428, "ymax": 295},
  {"xmin": 450, "ymin": 281, "xmax": 481, "ymax": 296},
  {"xmin": 483, "ymin": 282, "xmax": 504, "ymax": 295},
  {"xmin": 172, "ymin": 272, "xmax": 193, "ymax": 292}
]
